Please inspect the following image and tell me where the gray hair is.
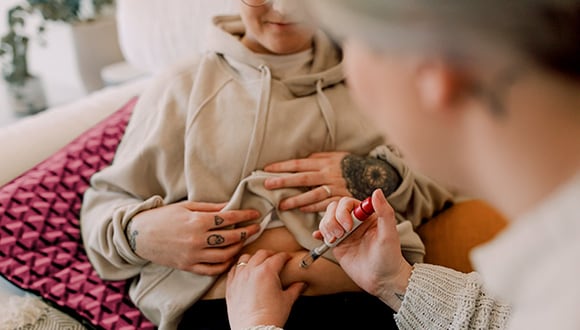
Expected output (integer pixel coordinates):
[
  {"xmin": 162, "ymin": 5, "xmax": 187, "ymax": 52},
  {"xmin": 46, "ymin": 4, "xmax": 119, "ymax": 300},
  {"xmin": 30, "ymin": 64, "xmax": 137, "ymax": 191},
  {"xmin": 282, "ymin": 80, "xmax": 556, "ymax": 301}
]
[{"xmin": 307, "ymin": 0, "xmax": 580, "ymax": 78}]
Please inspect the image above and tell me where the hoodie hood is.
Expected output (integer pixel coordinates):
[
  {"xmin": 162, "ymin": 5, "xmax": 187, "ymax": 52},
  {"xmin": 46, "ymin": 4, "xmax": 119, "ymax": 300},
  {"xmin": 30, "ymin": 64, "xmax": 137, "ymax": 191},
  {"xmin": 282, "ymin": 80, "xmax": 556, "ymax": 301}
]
[{"xmin": 205, "ymin": 15, "xmax": 345, "ymax": 96}]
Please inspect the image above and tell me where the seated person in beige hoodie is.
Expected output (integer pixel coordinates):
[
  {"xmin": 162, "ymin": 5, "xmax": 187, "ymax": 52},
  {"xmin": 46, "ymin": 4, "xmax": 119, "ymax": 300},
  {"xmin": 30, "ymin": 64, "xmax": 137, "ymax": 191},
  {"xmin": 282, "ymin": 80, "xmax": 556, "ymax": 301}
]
[{"xmin": 80, "ymin": 1, "xmax": 453, "ymax": 329}]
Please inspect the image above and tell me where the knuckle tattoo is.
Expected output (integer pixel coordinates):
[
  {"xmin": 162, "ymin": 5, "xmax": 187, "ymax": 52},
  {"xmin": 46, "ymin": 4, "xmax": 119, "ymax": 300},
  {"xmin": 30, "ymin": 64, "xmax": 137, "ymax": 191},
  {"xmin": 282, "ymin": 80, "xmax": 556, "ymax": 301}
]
[
  {"xmin": 207, "ymin": 234, "xmax": 225, "ymax": 246},
  {"xmin": 214, "ymin": 215, "xmax": 225, "ymax": 226}
]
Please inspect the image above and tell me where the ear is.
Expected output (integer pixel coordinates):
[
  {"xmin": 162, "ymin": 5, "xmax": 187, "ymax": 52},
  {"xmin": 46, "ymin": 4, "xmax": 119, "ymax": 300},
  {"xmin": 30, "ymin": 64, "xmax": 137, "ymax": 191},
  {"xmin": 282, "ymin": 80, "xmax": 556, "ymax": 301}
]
[{"xmin": 414, "ymin": 59, "xmax": 469, "ymax": 113}]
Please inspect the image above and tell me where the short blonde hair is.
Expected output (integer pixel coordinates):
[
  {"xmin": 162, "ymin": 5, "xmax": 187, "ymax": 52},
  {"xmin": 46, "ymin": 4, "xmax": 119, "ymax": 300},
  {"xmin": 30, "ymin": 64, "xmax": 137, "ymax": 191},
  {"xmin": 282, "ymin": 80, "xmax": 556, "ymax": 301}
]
[{"xmin": 307, "ymin": 0, "xmax": 580, "ymax": 79}]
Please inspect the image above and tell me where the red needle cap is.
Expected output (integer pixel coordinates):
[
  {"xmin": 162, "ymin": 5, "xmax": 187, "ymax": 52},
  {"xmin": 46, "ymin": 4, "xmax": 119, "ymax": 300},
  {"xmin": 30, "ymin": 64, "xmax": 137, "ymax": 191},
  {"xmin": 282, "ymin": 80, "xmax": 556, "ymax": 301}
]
[{"xmin": 353, "ymin": 196, "xmax": 374, "ymax": 221}]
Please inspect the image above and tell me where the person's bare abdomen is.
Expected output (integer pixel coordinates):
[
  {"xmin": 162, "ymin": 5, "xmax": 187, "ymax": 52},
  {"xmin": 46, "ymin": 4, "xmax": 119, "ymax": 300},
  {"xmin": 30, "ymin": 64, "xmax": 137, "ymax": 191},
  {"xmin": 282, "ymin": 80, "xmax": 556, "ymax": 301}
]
[{"xmin": 202, "ymin": 226, "xmax": 361, "ymax": 299}]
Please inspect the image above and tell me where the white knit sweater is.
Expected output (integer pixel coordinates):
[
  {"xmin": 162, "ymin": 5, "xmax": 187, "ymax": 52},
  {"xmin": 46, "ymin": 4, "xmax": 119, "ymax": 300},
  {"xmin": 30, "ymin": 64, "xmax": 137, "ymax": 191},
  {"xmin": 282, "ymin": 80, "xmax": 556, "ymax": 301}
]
[{"xmin": 394, "ymin": 264, "xmax": 511, "ymax": 329}]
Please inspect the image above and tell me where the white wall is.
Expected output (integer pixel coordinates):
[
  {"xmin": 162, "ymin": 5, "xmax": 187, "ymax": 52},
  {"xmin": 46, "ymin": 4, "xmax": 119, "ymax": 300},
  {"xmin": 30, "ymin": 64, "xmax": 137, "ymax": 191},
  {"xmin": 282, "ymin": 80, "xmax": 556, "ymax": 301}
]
[{"xmin": 1, "ymin": 2, "xmax": 125, "ymax": 107}]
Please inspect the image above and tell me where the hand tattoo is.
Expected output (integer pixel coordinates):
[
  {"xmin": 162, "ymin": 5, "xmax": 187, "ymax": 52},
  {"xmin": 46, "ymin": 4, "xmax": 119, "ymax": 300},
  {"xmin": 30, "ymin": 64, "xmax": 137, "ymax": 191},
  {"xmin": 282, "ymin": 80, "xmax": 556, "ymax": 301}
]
[
  {"xmin": 207, "ymin": 234, "xmax": 225, "ymax": 246},
  {"xmin": 341, "ymin": 154, "xmax": 403, "ymax": 200},
  {"xmin": 240, "ymin": 231, "xmax": 247, "ymax": 241},
  {"xmin": 214, "ymin": 215, "xmax": 225, "ymax": 226}
]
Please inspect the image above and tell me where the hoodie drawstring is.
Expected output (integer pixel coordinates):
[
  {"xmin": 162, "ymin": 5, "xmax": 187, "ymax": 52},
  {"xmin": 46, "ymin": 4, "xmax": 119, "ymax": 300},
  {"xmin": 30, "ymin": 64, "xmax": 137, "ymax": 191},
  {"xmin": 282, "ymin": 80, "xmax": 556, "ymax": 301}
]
[
  {"xmin": 240, "ymin": 65, "xmax": 273, "ymax": 179},
  {"xmin": 316, "ymin": 79, "xmax": 337, "ymax": 149}
]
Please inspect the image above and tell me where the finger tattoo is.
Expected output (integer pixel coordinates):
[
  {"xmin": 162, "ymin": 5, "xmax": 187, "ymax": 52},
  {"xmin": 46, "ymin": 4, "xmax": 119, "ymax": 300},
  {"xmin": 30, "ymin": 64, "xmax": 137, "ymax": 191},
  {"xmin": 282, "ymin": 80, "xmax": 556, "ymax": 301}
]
[
  {"xmin": 207, "ymin": 234, "xmax": 225, "ymax": 246},
  {"xmin": 240, "ymin": 231, "xmax": 247, "ymax": 241},
  {"xmin": 214, "ymin": 215, "xmax": 225, "ymax": 226}
]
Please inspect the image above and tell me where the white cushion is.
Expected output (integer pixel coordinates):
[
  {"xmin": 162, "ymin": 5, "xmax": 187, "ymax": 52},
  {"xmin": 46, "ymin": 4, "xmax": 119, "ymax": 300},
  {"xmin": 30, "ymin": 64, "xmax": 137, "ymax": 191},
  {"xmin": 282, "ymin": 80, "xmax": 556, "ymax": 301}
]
[
  {"xmin": 116, "ymin": 0, "xmax": 239, "ymax": 74},
  {"xmin": 0, "ymin": 78, "xmax": 150, "ymax": 187}
]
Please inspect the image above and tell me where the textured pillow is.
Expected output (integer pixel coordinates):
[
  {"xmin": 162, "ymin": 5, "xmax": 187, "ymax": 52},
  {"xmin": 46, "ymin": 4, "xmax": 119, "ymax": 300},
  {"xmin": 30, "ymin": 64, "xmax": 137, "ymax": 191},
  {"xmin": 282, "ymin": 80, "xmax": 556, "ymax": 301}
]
[{"xmin": 0, "ymin": 97, "xmax": 155, "ymax": 330}]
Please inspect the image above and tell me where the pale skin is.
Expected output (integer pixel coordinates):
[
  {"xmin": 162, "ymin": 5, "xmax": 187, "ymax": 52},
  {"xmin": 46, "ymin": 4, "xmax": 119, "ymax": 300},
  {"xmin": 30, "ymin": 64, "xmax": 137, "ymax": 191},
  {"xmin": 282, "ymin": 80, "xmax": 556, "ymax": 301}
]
[
  {"xmin": 127, "ymin": 201, "xmax": 261, "ymax": 275},
  {"xmin": 264, "ymin": 151, "xmax": 351, "ymax": 212},
  {"xmin": 313, "ymin": 189, "xmax": 413, "ymax": 311},
  {"xmin": 226, "ymin": 20, "xmax": 580, "ymax": 330},
  {"xmin": 226, "ymin": 250, "xmax": 306, "ymax": 329},
  {"xmin": 264, "ymin": 151, "xmax": 403, "ymax": 212}
]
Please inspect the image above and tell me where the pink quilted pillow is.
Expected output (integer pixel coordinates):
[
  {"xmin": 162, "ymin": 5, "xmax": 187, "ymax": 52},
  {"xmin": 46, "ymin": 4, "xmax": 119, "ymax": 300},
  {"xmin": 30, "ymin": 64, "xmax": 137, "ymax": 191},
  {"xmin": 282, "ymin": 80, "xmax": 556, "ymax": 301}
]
[{"xmin": 0, "ymin": 97, "xmax": 155, "ymax": 330}]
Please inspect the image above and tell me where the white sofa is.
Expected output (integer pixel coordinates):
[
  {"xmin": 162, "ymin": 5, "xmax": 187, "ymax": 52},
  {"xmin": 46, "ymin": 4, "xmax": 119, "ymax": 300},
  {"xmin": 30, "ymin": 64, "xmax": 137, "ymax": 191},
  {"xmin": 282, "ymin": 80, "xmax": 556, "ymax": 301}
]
[
  {"xmin": 0, "ymin": 0, "xmax": 239, "ymax": 188},
  {"xmin": 0, "ymin": 0, "xmax": 237, "ymax": 309}
]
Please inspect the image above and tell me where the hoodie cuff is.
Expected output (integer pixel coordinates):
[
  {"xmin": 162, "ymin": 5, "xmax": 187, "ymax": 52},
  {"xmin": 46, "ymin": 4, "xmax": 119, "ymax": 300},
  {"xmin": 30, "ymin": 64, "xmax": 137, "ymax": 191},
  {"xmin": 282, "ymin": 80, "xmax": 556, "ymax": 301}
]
[{"xmin": 112, "ymin": 195, "xmax": 165, "ymax": 266}]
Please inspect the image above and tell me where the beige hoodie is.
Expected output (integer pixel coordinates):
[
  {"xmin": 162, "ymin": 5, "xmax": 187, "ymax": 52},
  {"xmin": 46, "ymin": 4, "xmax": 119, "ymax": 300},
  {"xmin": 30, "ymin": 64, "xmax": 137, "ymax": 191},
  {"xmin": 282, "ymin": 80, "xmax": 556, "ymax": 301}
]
[{"xmin": 80, "ymin": 16, "xmax": 452, "ymax": 329}]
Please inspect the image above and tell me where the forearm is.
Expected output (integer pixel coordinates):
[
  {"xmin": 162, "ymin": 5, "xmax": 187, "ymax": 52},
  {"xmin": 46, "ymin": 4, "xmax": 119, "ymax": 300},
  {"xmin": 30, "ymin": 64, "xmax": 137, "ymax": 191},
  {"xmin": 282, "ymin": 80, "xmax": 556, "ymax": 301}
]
[
  {"xmin": 394, "ymin": 264, "xmax": 511, "ymax": 329},
  {"xmin": 80, "ymin": 188, "xmax": 160, "ymax": 280}
]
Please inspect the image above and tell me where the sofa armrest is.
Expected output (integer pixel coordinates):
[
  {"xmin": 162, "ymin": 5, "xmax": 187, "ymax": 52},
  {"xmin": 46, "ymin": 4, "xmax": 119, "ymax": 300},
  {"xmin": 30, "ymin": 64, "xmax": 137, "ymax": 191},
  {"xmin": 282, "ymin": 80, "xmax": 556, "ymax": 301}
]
[
  {"xmin": 0, "ymin": 78, "xmax": 150, "ymax": 187},
  {"xmin": 417, "ymin": 199, "xmax": 508, "ymax": 273}
]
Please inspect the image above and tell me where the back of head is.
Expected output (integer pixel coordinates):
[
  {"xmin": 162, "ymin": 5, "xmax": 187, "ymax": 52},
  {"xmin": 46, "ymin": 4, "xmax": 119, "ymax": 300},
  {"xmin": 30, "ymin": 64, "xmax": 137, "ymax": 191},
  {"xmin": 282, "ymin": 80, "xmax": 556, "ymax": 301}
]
[{"xmin": 307, "ymin": 0, "xmax": 580, "ymax": 80}]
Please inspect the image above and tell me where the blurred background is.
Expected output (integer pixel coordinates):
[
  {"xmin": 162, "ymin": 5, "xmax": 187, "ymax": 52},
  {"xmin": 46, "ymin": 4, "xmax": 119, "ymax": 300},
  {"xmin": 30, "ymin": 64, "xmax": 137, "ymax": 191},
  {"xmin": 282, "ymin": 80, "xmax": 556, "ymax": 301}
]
[{"xmin": 0, "ymin": 0, "xmax": 123, "ymax": 125}]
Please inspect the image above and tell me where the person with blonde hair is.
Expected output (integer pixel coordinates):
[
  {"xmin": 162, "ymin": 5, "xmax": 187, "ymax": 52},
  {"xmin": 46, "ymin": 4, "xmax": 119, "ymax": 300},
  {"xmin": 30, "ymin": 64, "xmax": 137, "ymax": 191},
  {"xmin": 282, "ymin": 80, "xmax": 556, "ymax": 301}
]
[{"xmin": 225, "ymin": 1, "xmax": 580, "ymax": 329}]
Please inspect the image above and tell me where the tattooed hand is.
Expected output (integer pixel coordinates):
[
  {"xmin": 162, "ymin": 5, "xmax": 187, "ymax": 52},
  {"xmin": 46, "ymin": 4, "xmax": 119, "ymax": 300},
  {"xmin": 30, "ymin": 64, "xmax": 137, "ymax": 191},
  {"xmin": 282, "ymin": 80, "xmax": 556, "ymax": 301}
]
[
  {"xmin": 264, "ymin": 152, "xmax": 351, "ymax": 212},
  {"xmin": 125, "ymin": 201, "xmax": 261, "ymax": 276},
  {"xmin": 263, "ymin": 151, "xmax": 402, "ymax": 212}
]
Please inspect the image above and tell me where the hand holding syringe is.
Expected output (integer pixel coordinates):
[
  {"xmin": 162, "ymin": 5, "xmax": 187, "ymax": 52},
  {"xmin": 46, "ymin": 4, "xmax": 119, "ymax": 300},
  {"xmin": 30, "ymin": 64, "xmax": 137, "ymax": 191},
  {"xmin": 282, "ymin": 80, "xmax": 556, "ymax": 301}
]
[{"xmin": 300, "ymin": 196, "xmax": 374, "ymax": 268}]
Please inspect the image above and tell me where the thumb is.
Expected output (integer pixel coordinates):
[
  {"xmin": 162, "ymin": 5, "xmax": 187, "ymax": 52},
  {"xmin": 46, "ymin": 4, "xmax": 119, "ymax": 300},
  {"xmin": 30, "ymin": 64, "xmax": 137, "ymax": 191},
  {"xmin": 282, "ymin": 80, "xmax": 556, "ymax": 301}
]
[
  {"xmin": 284, "ymin": 282, "xmax": 307, "ymax": 302},
  {"xmin": 371, "ymin": 189, "xmax": 397, "ymax": 230}
]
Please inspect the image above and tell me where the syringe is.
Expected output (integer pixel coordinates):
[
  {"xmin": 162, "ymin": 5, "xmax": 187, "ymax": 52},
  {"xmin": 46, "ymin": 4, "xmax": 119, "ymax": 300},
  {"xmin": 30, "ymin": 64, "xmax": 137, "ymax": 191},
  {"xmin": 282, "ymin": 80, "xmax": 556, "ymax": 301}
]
[{"xmin": 299, "ymin": 196, "xmax": 374, "ymax": 268}]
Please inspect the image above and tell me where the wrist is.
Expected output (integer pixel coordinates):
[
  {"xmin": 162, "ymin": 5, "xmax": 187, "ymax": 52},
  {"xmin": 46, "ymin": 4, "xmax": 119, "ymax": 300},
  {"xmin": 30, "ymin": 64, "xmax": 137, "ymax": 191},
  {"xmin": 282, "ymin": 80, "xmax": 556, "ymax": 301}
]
[{"xmin": 377, "ymin": 260, "xmax": 413, "ymax": 312}]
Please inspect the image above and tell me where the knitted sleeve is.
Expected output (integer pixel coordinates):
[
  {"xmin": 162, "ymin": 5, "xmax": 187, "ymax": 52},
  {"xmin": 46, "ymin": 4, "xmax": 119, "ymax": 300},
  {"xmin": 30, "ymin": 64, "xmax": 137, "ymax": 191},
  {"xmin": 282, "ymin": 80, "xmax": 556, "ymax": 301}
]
[{"xmin": 395, "ymin": 264, "xmax": 511, "ymax": 329}]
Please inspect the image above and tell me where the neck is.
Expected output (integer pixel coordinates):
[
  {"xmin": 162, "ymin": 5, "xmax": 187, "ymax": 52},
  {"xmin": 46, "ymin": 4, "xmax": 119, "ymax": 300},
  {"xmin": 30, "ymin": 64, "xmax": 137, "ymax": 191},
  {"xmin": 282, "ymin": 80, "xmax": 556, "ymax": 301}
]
[{"xmin": 467, "ymin": 71, "xmax": 580, "ymax": 220}]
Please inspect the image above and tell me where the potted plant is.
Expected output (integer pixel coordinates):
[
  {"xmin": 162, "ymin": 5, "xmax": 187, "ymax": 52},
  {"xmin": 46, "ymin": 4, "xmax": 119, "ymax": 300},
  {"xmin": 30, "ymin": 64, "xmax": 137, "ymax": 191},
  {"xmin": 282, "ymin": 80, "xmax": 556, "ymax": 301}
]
[
  {"xmin": 0, "ymin": 5, "xmax": 46, "ymax": 115},
  {"xmin": 28, "ymin": 0, "xmax": 122, "ymax": 105},
  {"xmin": 28, "ymin": 0, "xmax": 115, "ymax": 24},
  {"xmin": 0, "ymin": 0, "xmax": 117, "ymax": 115}
]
